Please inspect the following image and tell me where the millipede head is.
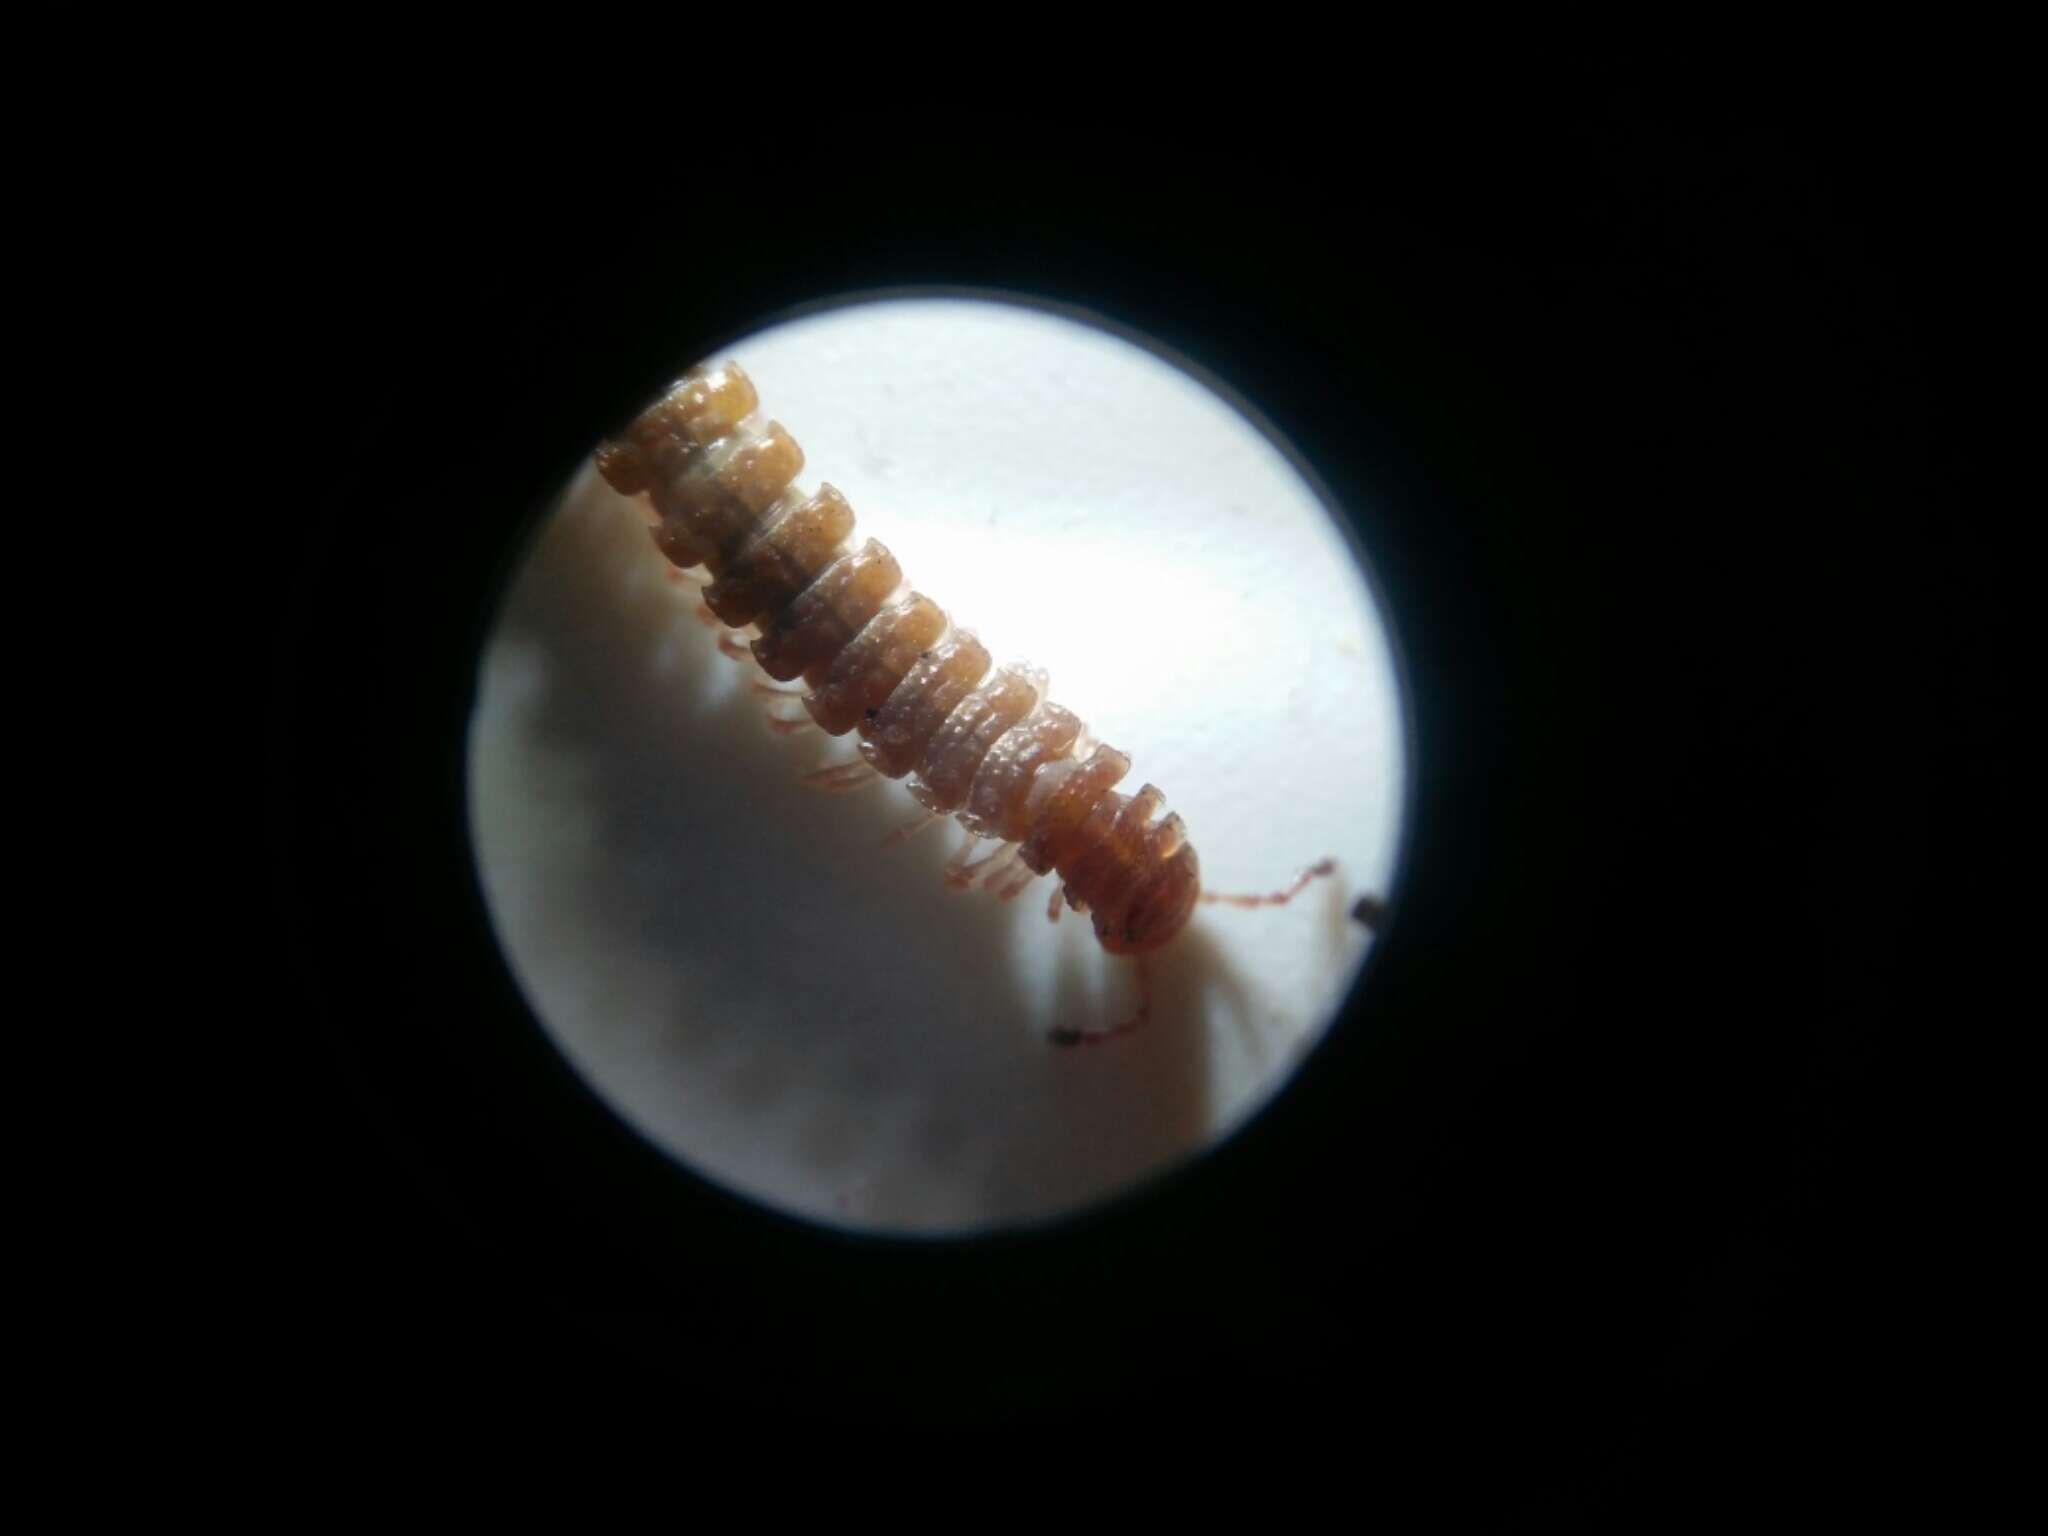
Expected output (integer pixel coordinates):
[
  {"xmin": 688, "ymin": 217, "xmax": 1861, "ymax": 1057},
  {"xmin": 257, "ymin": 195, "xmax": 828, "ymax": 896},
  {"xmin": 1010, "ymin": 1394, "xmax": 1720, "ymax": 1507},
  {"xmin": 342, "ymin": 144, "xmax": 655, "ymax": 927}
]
[{"xmin": 1094, "ymin": 843, "xmax": 1202, "ymax": 956}]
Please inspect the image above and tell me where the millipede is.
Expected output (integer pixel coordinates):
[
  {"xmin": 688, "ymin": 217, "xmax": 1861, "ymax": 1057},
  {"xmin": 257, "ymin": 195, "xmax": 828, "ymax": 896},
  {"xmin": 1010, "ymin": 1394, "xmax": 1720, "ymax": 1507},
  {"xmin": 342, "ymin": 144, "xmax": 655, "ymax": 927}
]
[{"xmin": 593, "ymin": 358, "xmax": 1356, "ymax": 1045}]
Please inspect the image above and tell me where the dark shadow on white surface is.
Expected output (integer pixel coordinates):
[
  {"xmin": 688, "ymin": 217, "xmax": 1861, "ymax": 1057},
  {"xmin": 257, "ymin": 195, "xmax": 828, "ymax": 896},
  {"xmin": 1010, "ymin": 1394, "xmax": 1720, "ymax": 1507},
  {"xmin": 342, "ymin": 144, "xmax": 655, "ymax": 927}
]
[{"xmin": 467, "ymin": 478, "xmax": 1303, "ymax": 1233}]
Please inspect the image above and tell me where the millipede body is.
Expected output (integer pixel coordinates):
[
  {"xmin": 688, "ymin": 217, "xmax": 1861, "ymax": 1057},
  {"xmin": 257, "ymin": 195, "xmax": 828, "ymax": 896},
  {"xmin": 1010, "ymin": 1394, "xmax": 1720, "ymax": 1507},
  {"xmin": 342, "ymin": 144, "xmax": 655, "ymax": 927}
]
[{"xmin": 594, "ymin": 360, "xmax": 1204, "ymax": 956}]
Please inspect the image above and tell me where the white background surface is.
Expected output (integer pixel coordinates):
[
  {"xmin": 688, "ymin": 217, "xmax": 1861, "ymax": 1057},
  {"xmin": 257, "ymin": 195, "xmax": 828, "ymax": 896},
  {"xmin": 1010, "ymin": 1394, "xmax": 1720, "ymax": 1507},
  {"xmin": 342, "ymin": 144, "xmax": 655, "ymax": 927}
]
[{"xmin": 466, "ymin": 297, "xmax": 1409, "ymax": 1233}]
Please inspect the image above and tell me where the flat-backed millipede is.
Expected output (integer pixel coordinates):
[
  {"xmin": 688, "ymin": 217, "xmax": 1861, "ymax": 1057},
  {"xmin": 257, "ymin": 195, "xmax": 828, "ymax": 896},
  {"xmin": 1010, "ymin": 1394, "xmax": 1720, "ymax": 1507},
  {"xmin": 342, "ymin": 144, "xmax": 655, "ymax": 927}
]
[{"xmin": 594, "ymin": 359, "xmax": 1339, "ymax": 1041}]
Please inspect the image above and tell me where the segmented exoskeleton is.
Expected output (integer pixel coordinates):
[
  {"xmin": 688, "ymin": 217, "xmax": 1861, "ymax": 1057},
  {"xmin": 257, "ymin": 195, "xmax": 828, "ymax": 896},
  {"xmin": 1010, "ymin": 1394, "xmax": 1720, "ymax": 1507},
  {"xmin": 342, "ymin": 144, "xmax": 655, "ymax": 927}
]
[{"xmin": 595, "ymin": 361, "xmax": 1334, "ymax": 1036}]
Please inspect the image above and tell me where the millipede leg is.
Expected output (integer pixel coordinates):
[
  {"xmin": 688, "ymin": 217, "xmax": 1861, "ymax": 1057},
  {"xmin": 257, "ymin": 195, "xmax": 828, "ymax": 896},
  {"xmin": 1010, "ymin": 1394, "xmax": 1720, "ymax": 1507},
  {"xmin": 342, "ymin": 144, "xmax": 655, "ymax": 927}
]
[
  {"xmin": 943, "ymin": 834, "xmax": 982, "ymax": 888},
  {"xmin": 945, "ymin": 837, "xmax": 1018, "ymax": 892},
  {"xmin": 1051, "ymin": 954, "xmax": 1150, "ymax": 1047},
  {"xmin": 883, "ymin": 810, "xmax": 946, "ymax": 848},
  {"xmin": 750, "ymin": 679, "xmax": 802, "ymax": 698},
  {"xmin": 1046, "ymin": 884, "xmax": 1064, "ymax": 924},
  {"xmin": 1199, "ymin": 857, "xmax": 1339, "ymax": 910},
  {"xmin": 802, "ymin": 760, "xmax": 881, "ymax": 793},
  {"xmin": 666, "ymin": 562, "xmax": 711, "ymax": 587},
  {"xmin": 991, "ymin": 861, "xmax": 1041, "ymax": 902},
  {"xmin": 693, "ymin": 602, "xmax": 722, "ymax": 629},
  {"xmin": 717, "ymin": 632, "xmax": 756, "ymax": 664}
]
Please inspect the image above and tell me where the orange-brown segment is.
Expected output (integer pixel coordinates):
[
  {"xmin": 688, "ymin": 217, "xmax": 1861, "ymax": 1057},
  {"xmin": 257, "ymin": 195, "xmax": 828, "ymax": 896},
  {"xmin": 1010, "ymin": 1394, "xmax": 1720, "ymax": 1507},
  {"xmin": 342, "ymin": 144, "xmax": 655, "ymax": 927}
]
[
  {"xmin": 703, "ymin": 483, "xmax": 857, "ymax": 628},
  {"xmin": 717, "ymin": 422, "xmax": 804, "ymax": 516},
  {"xmin": 751, "ymin": 538, "xmax": 903, "ymax": 683},
  {"xmin": 649, "ymin": 362, "xmax": 758, "ymax": 451},
  {"xmin": 960, "ymin": 704, "xmax": 1083, "ymax": 842},
  {"xmin": 909, "ymin": 666, "xmax": 1040, "ymax": 812},
  {"xmin": 597, "ymin": 362, "xmax": 761, "ymax": 497},
  {"xmin": 1017, "ymin": 744, "xmax": 1131, "ymax": 875},
  {"xmin": 804, "ymin": 593, "xmax": 950, "ymax": 736},
  {"xmin": 860, "ymin": 633, "xmax": 994, "ymax": 778},
  {"xmin": 647, "ymin": 421, "xmax": 806, "ymax": 576}
]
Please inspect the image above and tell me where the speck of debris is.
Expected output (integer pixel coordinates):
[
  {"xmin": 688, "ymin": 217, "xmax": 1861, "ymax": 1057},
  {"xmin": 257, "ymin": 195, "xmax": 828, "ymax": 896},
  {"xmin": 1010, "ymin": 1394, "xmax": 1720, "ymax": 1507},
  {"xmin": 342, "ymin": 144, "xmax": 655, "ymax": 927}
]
[
  {"xmin": 1350, "ymin": 894, "xmax": 1386, "ymax": 930},
  {"xmin": 865, "ymin": 707, "xmax": 879, "ymax": 719}
]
